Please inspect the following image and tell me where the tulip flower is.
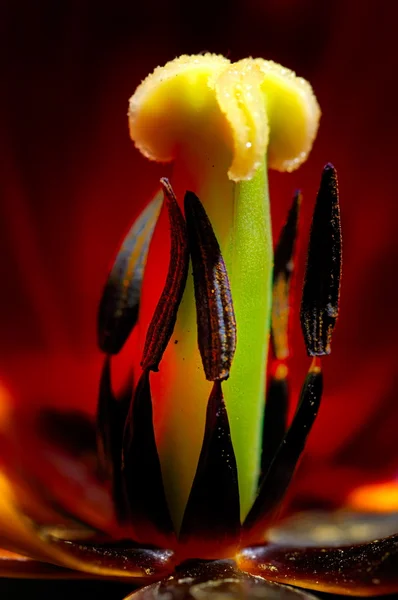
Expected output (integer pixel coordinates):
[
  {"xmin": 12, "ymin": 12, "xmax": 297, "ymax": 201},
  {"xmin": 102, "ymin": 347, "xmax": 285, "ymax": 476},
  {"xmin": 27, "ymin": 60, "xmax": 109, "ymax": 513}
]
[{"xmin": 0, "ymin": 53, "xmax": 397, "ymax": 600}]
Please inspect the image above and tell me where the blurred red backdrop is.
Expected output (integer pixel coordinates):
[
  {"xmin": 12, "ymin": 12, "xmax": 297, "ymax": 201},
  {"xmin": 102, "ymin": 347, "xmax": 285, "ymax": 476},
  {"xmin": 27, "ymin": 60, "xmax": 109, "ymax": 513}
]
[{"xmin": 0, "ymin": 0, "xmax": 397, "ymax": 505}]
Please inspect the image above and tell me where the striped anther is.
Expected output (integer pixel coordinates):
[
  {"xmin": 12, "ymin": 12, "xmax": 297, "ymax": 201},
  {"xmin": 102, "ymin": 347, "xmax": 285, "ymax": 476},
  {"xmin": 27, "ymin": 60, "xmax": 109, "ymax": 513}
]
[
  {"xmin": 184, "ymin": 191, "xmax": 237, "ymax": 381},
  {"xmin": 141, "ymin": 179, "xmax": 189, "ymax": 371}
]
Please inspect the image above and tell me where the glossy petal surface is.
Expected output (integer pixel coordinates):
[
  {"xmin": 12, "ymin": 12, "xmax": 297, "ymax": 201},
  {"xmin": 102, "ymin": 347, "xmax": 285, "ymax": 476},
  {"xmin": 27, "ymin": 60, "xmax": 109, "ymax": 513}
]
[
  {"xmin": 0, "ymin": 470, "xmax": 175, "ymax": 580},
  {"xmin": 125, "ymin": 559, "xmax": 320, "ymax": 600},
  {"xmin": 239, "ymin": 535, "xmax": 398, "ymax": 596}
]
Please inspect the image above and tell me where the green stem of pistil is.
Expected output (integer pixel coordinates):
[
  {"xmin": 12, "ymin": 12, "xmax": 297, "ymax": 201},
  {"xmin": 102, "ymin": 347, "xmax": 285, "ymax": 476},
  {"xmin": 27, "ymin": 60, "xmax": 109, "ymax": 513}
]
[{"xmin": 224, "ymin": 156, "xmax": 273, "ymax": 520}]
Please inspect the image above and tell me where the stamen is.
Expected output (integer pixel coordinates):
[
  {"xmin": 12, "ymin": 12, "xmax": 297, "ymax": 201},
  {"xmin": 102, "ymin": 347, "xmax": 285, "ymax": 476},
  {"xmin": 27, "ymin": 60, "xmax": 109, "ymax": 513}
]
[
  {"xmin": 179, "ymin": 381, "xmax": 240, "ymax": 558},
  {"xmin": 96, "ymin": 357, "xmax": 131, "ymax": 521},
  {"xmin": 244, "ymin": 166, "xmax": 342, "ymax": 539},
  {"xmin": 300, "ymin": 164, "xmax": 342, "ymax": 356},
  {"xmin": 243, "ymin": 165, "xmax": 341, "ymax": 536},
  {"xmin": 97, "ymin": 191, "xmax": 163, "ymax": 355},
  {"xmin": 272, "ymin": 190, "xmax": 301, "ymax": 361},
  {"xmin": 141, "ymin": 179, "xmax": 189, "ymax": 371},
  {"xmin": 184, "ymin": 191, "xmax": 237, "ymax": 381},
  {"xmin": 123, "ymin": 179, "xmax": 189, "ymax": 542},
  {"xmin": 122, "ymin": 370, "xmax": 174, "ymax": 541},
  {"xmin": 261, "ymin": 363, "xmax": 289, "ymax": 476},
  {"xmin": 97, "ymin": 358, "xmax": 123, "ymax": 479},
  {"xmin": 243, "ymin": 358, "xmax": 323, "ymax": 536},
  {"xmin": 262, "ymin": 192, "xmax": 301, "ymax": 474}
]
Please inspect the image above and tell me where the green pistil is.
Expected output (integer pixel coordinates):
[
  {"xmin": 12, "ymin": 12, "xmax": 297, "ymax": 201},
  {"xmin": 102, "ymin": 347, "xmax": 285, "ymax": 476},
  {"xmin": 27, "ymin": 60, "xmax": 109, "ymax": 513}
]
[{"xmin": 224, "ymin": 157, "xmax": 273, "ymax": 520}]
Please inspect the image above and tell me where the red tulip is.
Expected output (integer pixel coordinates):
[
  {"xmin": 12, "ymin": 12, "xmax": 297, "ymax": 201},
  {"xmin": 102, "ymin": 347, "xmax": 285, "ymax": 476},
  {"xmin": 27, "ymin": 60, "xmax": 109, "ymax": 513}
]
[{"xmin": 0, "ymin": 2, "xmax": 397, "ymax": 598}]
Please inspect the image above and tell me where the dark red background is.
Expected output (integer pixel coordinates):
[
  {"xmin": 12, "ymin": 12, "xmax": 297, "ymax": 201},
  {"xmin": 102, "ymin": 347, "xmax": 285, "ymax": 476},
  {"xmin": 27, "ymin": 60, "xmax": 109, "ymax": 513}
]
[{"xmin": 0, "ymin": 1, "xmax": 397, "ymax": 505}]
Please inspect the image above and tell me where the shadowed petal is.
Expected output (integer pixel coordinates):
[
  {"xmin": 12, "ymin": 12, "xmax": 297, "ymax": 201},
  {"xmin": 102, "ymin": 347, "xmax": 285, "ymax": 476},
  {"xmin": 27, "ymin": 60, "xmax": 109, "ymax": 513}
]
[
  {"xmin": 0, "ymin": 471, "xmax": 174, "ymax": 580},
  {"xmin": 0, "ymin": 404, "xmax": 121, "ymax": 537}
]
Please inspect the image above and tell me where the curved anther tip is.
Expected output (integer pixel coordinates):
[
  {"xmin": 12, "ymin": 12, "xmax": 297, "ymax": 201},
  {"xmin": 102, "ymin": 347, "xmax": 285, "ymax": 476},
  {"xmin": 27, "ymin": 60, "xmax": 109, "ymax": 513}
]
[
  {"xmin": 300, "ymin": 165, "xmax": 342, "ymax": 356},
  {"xmin": 160, "ymin": 177, "xmax": 176, "ymax": 201}
]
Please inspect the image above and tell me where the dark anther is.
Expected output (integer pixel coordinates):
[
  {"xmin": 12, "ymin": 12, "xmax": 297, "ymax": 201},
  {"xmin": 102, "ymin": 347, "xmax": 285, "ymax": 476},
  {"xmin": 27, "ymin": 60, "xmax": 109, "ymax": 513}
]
[
  {"xmin": 272, "ymin": 190, "xmax": 301, "ymax": 361},
  {"xmin": 97, "ymin": 192, "xmax": 163, "ymax": 355},
  {"xmin": 96, "ymin": 357, "xmax": 131, "ymax": 520},
  {"xmin": 141, "ymin": 179, "xmax": 189, "ymax": 371},
  {"xmin": 244, "ymin": 360, "xmax": 323, "ymax": 536},
  {"xmin": 122, "ymin": 369, "xmax": 175, "ymax": 540},
  {"xmin": 179, "ymin": 381, "xmax": 241, "ymax": 557},
  {"xmin": 184, "ymin": 191, "xmax": 237, "ymax": 381},
  {"xmin": 300, "ymin": 164, "xmax": 342, "ymax": 356}
]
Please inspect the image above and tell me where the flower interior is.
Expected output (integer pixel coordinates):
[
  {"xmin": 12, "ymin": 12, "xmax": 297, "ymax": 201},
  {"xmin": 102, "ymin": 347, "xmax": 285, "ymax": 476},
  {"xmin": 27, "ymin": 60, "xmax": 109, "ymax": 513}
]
[
  {"xmin": 95, "ymin": 54, "xmax": 332, "ymax": 560},
  {"xmin": 0, "ymin": 55, "xmax": 352, "ymax": 572}
]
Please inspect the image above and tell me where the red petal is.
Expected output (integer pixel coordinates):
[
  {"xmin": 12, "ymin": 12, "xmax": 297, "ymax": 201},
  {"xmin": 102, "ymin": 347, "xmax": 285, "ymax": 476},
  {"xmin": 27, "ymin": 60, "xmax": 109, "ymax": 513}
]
[
  {"xmin": 0, "ymin": 548, "xmax": 82, "ymax": 579},
  {"xmin": 0, "ymin": 383, "xmax": 132, "ymax": 540},
  {"xmin": 0, "ymin": 471, "xmax": 175, "ymax": 581},
  {"xmin": 238, "ymin": 534, "xmax": 398, "ymax": 596}
]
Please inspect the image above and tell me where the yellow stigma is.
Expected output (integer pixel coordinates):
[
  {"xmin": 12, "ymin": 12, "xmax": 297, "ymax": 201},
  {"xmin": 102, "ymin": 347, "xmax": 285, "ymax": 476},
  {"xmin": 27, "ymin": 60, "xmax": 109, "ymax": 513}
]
[{"xmin": 129, "ymin": 54, "xmax": 320, "ymax": 181}]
